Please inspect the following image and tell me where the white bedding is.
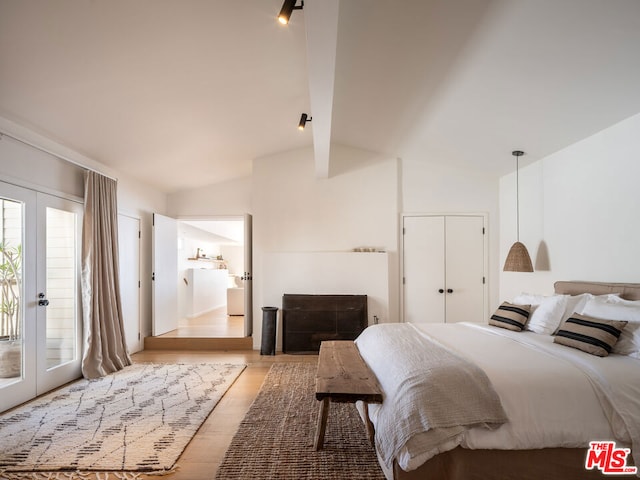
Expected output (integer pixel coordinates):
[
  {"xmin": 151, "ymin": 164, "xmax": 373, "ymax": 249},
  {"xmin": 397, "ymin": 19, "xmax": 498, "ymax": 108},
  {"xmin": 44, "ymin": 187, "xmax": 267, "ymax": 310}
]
[{"xmin": 355, "ymin": 322, "xmax": 640, "ymax": 474}]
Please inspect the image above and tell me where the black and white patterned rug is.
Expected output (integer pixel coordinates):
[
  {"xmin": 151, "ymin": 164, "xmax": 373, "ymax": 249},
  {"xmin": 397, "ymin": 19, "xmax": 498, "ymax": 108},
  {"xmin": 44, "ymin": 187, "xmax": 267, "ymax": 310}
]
[{"xmin": 0, "ymin": 363, "xmax": 245, "ymax": 478}]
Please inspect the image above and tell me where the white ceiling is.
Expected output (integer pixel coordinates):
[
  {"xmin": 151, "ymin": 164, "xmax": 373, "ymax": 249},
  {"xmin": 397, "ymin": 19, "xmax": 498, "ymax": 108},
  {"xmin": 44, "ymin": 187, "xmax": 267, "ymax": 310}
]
[
  {"xmin": 181, "ymin": 219, "xmax": 244, "ymax": 245},
  {"xmin": 1, "ymin": 0, "xmax": 640, "ymax": 193}
]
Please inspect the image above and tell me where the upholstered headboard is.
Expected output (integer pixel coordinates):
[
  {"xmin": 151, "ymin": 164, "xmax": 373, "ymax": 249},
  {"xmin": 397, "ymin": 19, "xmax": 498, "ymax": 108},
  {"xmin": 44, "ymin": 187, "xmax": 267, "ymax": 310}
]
[{"xmin": 554, "ymin": 281, "xmax": 640, "ymax": 301}]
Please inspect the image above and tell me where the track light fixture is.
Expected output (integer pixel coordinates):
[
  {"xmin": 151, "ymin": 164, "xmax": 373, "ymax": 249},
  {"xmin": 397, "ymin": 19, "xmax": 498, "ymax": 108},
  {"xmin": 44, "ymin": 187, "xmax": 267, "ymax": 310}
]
[
  {"xmin": 298, "ymin": 113, "xmax": 312, "ymax": 130},
  {"xmin": 278, "ymin": 0, "xmax": 304, "ymax": 25}
]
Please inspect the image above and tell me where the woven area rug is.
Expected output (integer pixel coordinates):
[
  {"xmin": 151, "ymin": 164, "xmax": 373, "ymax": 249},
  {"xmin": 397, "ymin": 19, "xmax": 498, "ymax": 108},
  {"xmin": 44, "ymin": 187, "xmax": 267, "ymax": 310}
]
[
  {"xmin": 0, "ymin": 363, "xmax": 245, "ymax": 479},
  {"xmin": 215, "ymin": 362, "xmax": 385, "ymax": 479}
]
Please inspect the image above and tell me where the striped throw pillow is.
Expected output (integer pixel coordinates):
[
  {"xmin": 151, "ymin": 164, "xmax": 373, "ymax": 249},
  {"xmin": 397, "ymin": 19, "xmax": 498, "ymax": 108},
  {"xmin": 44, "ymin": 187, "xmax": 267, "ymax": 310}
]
[
  {"xmin": 490, "ymin": 302, "xmax": 531, "ymax": 331},
  {"xmin": 554, "ymin": 313, "xmax": 627, "ymax": 357}
]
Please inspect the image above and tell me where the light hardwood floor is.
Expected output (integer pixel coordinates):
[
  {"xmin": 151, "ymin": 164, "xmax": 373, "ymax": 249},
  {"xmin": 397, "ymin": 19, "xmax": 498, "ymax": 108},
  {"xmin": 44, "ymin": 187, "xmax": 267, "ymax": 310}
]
[
  {"xmin": 158, "ymin": 307, "xmax": 245, "ymax": 338},
  {"xmin": 131, "ymin": 349, "xmax": 318, "ymax": 480}
]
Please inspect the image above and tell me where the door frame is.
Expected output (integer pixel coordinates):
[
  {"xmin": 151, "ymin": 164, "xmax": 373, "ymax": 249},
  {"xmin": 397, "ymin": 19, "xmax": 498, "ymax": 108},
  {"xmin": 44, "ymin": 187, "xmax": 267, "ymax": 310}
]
[
  {"xmin": 243, "ymin": 213, "xmax": 253, "ymax": 337},
  {"xmin": 400, "ymin": 212, "xmax": 489, "ymax": 323}
]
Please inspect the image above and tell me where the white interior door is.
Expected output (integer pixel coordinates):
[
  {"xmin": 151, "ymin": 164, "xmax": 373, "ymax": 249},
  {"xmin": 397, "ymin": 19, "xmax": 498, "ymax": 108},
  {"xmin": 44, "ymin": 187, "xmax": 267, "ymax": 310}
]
[
  {"xmin": 118, "ymin": 214, "xmax": 141, "ymax": 353},
  {"xmin": 152, "ymin": 213, "xmax": 178, "ymax": 336},
  {"xmin": 243, "ymin": 213, "xmax": 252, "ymax": 337},
  {"xmin": 444, "ymin": 216, "xmax": 485, "ymax": 323},
  {"xmin": 402, "ymin": 216, "xmax": 445, "ymax": 323}
]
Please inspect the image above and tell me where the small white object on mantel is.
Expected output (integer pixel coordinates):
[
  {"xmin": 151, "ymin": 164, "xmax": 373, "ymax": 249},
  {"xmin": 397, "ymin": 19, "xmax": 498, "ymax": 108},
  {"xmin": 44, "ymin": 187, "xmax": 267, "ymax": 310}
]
[{"xmin": 353, "ymin": 247, "xmax": 385, "ymax": 253}]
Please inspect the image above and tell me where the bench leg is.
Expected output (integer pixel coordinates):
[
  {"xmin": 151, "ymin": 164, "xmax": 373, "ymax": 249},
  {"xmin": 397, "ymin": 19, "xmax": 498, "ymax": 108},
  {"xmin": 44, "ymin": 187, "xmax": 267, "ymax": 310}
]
[
  {"xmin": 314, "ymin": 397, "xmax": 330, "ymax": 450},
  {"xmin": 363, "ymin": 402, "xmax": 375, "ymax": 447}
]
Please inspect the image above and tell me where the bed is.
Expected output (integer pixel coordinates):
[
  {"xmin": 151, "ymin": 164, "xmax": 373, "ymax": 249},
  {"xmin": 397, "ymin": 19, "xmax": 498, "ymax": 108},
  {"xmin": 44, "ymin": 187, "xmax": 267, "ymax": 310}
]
[{"xmin": 355, "ymin": 281, "xmax": 640, "ymax": 480}]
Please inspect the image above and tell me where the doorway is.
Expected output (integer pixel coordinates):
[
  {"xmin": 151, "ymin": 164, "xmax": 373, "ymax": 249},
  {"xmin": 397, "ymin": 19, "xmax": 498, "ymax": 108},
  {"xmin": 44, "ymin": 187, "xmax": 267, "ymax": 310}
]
[
  {"xmin": 176, "ymin": 218, "xmax": 245, "ymax": 338},
  {"xmin": 152, "ymin": 214, "xmax": 252, "ymax": 340}
]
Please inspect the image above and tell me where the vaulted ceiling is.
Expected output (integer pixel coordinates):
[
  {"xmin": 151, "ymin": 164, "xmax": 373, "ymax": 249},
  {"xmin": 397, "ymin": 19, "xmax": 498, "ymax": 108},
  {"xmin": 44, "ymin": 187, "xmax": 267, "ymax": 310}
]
[{"xmin": 1, "ymin": 0, "xmax": 640, "ymax": 193}]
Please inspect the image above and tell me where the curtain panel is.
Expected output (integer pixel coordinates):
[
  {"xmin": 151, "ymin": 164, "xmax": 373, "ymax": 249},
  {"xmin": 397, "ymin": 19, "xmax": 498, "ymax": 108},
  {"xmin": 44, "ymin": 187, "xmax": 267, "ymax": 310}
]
[{"xmin": 81, "ymin": 171, "xmax": 131, "ymax": 379}]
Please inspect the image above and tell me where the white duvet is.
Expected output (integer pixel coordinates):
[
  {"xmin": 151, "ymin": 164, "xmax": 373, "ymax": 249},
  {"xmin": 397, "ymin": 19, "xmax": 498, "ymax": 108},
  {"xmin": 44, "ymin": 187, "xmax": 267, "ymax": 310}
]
[{"xmin": 355, "ymin": 322, "xmax": 640, "ymax": 474}]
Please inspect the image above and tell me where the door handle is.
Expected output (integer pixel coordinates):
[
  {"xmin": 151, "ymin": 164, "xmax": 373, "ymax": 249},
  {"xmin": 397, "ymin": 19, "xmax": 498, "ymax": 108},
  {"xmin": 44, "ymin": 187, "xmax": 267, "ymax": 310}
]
[
  {"xmin": 38, "ymin": 293, "xmax": 50, "ymax": 306},
  {"xmin": 447, "ymin": 289, "xmax": 454, "ymax": 294},
  {"xmin": 438, "ymin": 289, "xmax": 444, "ymax": 294}
]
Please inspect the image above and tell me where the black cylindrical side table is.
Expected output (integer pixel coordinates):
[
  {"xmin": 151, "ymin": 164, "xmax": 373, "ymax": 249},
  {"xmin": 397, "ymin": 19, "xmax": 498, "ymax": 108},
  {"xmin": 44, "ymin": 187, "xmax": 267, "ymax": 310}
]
[{"xmin": 260, "ymin": 306, "xmax": 278, "ymax": 355}]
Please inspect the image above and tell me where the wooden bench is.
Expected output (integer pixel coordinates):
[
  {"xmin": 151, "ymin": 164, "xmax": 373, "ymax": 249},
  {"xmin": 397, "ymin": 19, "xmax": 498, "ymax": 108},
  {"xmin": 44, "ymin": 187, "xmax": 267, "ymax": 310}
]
[{"xmin": 314, "ymin": 340, "xmax": 383, "ymax": 450}]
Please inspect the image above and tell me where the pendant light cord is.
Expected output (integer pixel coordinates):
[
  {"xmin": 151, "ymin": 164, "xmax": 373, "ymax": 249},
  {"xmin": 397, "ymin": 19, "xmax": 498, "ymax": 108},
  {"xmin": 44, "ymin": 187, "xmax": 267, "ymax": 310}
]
[{"xmin": 516, "ymin": 154, "xmax": 520, "ymax": 242}]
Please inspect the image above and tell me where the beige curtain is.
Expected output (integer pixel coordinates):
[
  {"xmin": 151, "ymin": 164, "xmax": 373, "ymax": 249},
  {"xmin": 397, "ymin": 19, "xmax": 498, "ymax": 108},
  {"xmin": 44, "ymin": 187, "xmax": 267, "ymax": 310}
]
[{"xmin": 81, "ymin": 171, "xmax": 131, "ymax": 379}]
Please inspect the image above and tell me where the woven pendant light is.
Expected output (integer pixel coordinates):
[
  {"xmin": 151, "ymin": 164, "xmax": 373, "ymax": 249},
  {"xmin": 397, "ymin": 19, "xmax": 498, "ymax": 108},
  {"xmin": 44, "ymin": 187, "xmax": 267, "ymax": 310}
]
[{"xmin": 504, "ymin": 150, "xmax": 534, "ymax": 272}]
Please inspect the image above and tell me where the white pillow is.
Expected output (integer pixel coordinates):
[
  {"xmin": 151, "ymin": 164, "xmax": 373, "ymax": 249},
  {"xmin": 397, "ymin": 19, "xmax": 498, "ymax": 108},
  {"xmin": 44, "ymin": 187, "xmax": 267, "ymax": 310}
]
[
  {"xmin": 561, "ymin": 293, "xmax": 592, "ymax": 324},
  {"xmin": 557, "ymin": 293, "xmax": 620, "ymax": 331},
  {"xmin": 512, "ymin": 293, "xmax": 568, "ymax": 335},
  {"xmin": 580, "ymin": 296, "xmax": 640, "ymax": 358}
]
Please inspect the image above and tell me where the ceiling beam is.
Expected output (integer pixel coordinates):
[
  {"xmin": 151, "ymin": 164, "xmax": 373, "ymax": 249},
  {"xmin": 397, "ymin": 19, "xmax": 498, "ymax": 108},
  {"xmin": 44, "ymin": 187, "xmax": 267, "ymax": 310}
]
[{"xmin": 304, "ymin": 0, "xmax": 339, "ymax": 179}]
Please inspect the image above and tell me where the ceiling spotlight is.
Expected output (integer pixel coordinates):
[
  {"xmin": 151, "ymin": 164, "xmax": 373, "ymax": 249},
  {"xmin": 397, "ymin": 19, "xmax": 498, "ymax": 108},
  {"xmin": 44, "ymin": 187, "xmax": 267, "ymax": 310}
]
[
  {"xmin": 278, "ymin": 0, "xmax": 304, "ymax": 25},
  {"xmin": 298, "ymin": 113, "xmax": 312, "ymax": 130}
]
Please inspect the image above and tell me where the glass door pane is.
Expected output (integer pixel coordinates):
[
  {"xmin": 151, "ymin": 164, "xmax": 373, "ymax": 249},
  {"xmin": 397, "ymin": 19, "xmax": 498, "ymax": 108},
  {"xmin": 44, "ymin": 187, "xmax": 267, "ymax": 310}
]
[
  {"xmin": 45, "ymin": 207, "xmax": 77, "ymax": 369},
  {"xmin": 36, "ymin": 193, "xmax": 82, "ymax": 395},
  {"xmin": 0, "ymin": 198, "xmax": 24, "ymax": 382},
  {"xmin": 0, "ymin": 181, "xmax": 36, "ymax": 414}
]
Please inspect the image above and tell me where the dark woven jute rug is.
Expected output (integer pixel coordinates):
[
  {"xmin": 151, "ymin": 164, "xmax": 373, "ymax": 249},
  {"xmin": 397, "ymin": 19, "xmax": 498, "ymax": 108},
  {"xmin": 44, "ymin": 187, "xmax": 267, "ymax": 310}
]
[{"xmin": 215, "ymin": 362, "xmax": 386, "ymax": 479}]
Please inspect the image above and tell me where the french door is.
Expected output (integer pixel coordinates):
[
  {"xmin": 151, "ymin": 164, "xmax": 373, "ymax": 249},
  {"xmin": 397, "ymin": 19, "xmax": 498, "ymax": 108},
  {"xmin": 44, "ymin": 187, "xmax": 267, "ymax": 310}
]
[{"xmin": 0, "ymin": 181, "xmax": 82, "ymax": 412}]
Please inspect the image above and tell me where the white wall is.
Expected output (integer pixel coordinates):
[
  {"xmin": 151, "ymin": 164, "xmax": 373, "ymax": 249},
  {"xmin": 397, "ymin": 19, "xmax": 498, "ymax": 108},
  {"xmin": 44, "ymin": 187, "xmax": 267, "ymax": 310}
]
[
  {"xmin": 184, "ymin": 268, "xmax": 229, "ymax": 318},
  {"xmin": 220, "ymin": 244, "xmax": 244, "ymax": 277},
  {"xmin": 401, "ymin": 158, "xmax": 501, "ymax": 312},
  {"xmin": 499, "ymin": 112, "xmax": 640, "ymax": 302},
  {"xmin": 168, "ymin": 144, "xmax": 500, "ymax": 347},
  {"xmin": 167, "ymin": 176, "xmax": 251, "ymax": 218},
  {"xmin": 115, "ymin": 177, "xmax": 166, "ymax": 339},
  {"xmin": 251, "ymin": 144, "xmax": 399, "ymax": 349},
  {"xmin": 0, "ymin": 135, "xmax": 84, "ymax": 199},
  {"xmin": 263, "ymin": 251, "xmax": 389, "ymax": 350},
  {"xmin": 0, "ymin": 116, "xmax": 166, "ymax": 341},
  {"xmin": 178, "ymin": 223, "xmax": 220, "ymax": 320}
]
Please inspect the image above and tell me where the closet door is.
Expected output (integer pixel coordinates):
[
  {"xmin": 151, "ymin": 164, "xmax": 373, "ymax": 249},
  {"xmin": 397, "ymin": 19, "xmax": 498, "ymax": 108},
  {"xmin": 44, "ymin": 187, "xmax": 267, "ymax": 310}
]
[
  {"xmin": 402, "ymin": 215, "xmax": 486, "ymax": 324},
  {"xmin": 444, "ymin": 216, "xmax": 485, "ymax": 323},
  {"xmin": 402, "ymin": 216, "xmax": 445, "ymax": 323}
]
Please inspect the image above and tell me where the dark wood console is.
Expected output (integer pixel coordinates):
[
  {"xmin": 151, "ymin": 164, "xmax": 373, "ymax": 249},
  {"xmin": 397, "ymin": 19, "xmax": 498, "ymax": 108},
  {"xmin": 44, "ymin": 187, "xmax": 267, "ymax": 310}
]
[{"xmin": 282, "ymin": 294, "xmax": 368, "ymax": 354}]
